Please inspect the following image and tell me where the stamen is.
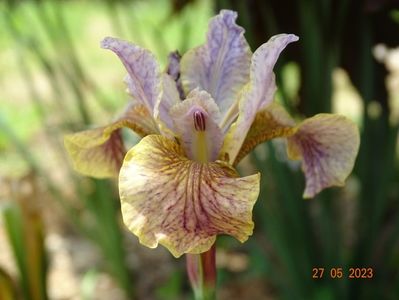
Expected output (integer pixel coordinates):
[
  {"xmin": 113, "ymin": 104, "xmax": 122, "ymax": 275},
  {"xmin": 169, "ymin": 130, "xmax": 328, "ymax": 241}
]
[{"xmin": 193, "ymin": 110, "xmax": 206, "ymax": 131}]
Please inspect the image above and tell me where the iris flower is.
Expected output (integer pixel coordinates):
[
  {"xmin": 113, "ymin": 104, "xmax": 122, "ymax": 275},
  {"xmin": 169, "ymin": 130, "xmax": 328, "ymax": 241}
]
[{"xmin": 65, "ymin": 10, "xmax": 359, "ymax": 258}]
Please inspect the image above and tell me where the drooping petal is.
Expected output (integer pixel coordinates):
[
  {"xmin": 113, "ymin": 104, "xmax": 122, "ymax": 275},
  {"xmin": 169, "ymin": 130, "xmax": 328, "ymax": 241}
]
[
  {"xmin": 169, "ymin": 89, "xmax": 223, "ymax": 162},
  {"xmin": 233, "ymin": 103, "xmax": 297, "ymax": 165},
  {"xmin": 119, "ymin": 135, "xmax": 260, "ymax": 257},
  {"xmin": 101, "ymin": 37, "xmax": 161, "ymax": 115},
  {"xmin": 180, "ymin": 10, "xmax": 251, "ymax": 118},
  {"xmin": 221, "ymin": 34, "xmax": 299, "ymax": 164},
  {"xmin": 64, "ymin": 127, "xmax": 124, "ymax": 178},
  {"xmin": 231, "ymin": 103, "xmax": 360, "ymax": 197},
  {"xmin": 287, "ymin": 114, "xmax": 360, "ymax": 198},
  {"xmin": 64, "ymin": 104, "xmax": 158, "ymax": 178}
]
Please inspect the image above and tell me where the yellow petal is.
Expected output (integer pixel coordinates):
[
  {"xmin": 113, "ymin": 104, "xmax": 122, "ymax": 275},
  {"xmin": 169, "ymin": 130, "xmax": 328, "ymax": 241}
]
[
  {"xmin": 287, "ymin": 114, "xmax": 360, "ymax": 198},
  {"xmin": 232, "ymin": 103, "xmax": 297, "ymax": 165},
  {"xmin": 119, "ymin": 135, "xmax": 260, "ymax": 257},
  {"xmin": 64, "ymin": 104, "xmax": 158, "ymax": 178}
]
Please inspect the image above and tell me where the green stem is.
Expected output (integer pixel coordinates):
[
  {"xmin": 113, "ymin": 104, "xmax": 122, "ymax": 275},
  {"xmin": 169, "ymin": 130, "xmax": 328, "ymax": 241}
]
[{"xmin": 186, "ymin": 244, "xmax": 216, "ymax": 300}]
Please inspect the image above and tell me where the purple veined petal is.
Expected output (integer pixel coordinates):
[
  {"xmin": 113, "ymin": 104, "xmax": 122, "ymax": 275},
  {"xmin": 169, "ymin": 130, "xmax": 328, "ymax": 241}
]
[
  {"xmin": 101, "ymin": 37, "xmax": 162, "ymax": 116},
  {"xmin": 169, "ymin": 89, "xmax": 223, "ymax": 162},
  {"xmin": 180, "ymin": 10, "xmax": 252, "ymax": 120},
  {"xmin": 249, "ymin": 34, "xmax": 299, "ymax": 109},
  {"xmin": 119, "ymin": 135, "xmax": 260, "ymax": 257},
  {"xmin": 221, "ymin": 34, "xmax": 299, "ymax": 164},
  {"xmin": 229, "ymin": 102, "xmax": 360, "ymax": 198},
  {"xmin": 287, "ymin": 114, "xmax": 360, "ymax": 198}
]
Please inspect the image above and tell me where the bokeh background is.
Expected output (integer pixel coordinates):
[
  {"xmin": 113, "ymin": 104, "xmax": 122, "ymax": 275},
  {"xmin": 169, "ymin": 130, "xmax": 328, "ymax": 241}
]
[{"xmin": 1, "ymin": 0, "xmax": 399, "ymax": 299}]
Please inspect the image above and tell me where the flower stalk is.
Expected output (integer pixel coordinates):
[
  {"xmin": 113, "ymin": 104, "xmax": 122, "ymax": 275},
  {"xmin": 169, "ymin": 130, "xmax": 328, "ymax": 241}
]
[{"xmin": 186, "ymin": 244, "xmax": 216, "ymax": 300}]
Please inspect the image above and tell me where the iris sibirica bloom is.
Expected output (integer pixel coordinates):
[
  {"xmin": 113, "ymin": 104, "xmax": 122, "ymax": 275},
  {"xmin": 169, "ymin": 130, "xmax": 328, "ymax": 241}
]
[{"xmin": 65, "ymin": 10, "xmax": 359, "ymax": 259}]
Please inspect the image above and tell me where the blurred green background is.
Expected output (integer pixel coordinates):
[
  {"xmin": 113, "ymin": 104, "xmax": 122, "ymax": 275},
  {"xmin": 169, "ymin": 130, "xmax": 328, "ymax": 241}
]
[{"xmin": 0, "ymin": 0, "xmax": 398, "ymax": 299}]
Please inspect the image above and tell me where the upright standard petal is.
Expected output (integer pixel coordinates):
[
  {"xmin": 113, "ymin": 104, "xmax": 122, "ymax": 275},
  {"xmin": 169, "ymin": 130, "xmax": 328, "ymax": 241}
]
[
  {"xmin": 221, "ymin": 34, "xmax": 299, "ymax": 164},
  {"xmin": 169, "ymin": 89, "xmax": 223, "ymax": 162},
  {"xmin": 64, "ymin": 104, "xmax": 158, "ymax": 178},
  {"xmin": 287, "ymin": 114, "xmax": 360, "ymax": 198},
  {"xmin": 101, "ymin": 37, "xmax": 161, "ymax": 115},
  {"xmin": 119, "ymin": 135, "xmax": 260, "ymax": 257},
  {"xmin": 180, "ymin": 10, "xmax": 251, "ymax": 118}
]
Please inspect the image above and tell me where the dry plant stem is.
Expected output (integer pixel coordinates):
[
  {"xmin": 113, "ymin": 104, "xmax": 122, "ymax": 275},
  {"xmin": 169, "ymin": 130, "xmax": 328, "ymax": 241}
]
[{"xmin": 186, "ymin": 244, "xmax": 216, "ymax": 300}]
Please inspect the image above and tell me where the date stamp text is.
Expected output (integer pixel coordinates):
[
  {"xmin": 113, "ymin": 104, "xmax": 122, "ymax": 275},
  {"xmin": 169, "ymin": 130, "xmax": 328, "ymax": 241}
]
[{"xmin": 312, "ymin": 267, "xmax": 374, "ymax": 279}]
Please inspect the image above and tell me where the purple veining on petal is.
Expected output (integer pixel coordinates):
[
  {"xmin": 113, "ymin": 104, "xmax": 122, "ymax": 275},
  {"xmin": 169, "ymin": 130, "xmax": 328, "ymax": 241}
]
[
  {"xmin": 119, "ymin": 135, "xmax": 260, "ymax": 257},
  {"xmin": 180, "ymin": 10, "xmax": 251, "ymax": 117},
  {"xmin": 101, "ymin": 37, "xmax": 161, "ymax": 114},
  {"xmin": 204, "ymin": 10, "xmax": 251, "ymax": 108},
  {"xmin": 250, "ymin": 34, "xmax": 299, "ymax": 110},
  {"xmin": 287, "ymin": 114, "xmax": 360, "ymax": 198},
  {"xmin": 104, "ymin": 129, "xmax": 126, "ymax": 171},
  {"xmin": 297, "ymin": 135, "xmax": 329, "ymax": 194},
  {"xmin": 193, "ymin": 110, "xmax": 206, "ymax": 131},
  {"xmin": 221, "ymin": 33, "xmax": 299, "ymax": 164}
]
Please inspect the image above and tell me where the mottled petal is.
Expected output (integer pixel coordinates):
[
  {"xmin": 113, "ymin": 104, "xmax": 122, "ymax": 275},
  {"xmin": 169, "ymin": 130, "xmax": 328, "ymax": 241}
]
[
  {"xmin": 180, "ymin": 10, "xmax": 251, "ymax": 117},
  {"xmin": 221, "ymin": 34, "xmax": 299, "ymax": 164},
  {"xmin": 101, "ymin": 37, "xmax": 161, "ymax": 115},
  {"xmin": 287, "ymin": 114, "xmax": 360, "ymax": 198},
  {"xmin": 169, "ymin": 89, "xmax": 222, "ymax": 162},
  {"xmin": 119, "ymin": 135, "xmax": 260, "ymax": 257},
  {"xmin": 234, "ymin": 103, "xmax": 297, "ymax": 165},
  {"xmin": 64, "ymin": 104, "xmax": 157, "ymax": 178}
]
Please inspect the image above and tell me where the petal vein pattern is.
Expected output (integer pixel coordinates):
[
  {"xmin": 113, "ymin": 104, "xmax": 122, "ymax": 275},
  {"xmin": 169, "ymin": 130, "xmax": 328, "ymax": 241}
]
[
  {"xmin": 119, "ymin": 135, "xmax": 260, "ymax": 257},
  {"xmin": 287, "ymin": 114, "xmax": 360, "ymax": 198},
  {"xmin": 181, "ymin": 10, "xmax": 251, "ymax": 119},
  {"xmin": 221, "ymin": 34, "xmax": 299, "ymax": 164},
  {"xmin": 101, "ymin": 37, "xmax": 161, "ymax": 116}
]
